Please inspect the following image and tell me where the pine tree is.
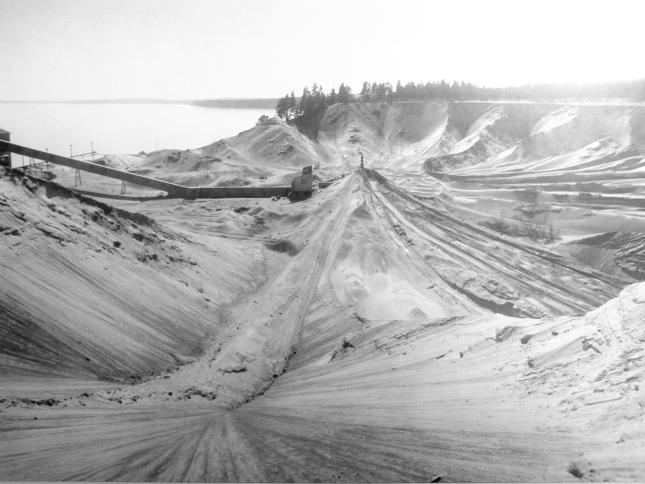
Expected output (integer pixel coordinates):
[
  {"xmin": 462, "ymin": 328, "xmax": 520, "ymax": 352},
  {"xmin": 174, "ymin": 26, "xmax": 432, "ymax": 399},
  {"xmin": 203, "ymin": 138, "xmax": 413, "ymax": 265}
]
[
  {"xmin": 360, "ymin": 81, "xmax": 370, "ymax": 101},
  {"xmin": 338, "ymin": 83, "xmax": 352, "ymax": 103},
  {"xmin": 451, "ymin": 81, "xmax": 461, "ymax": 99},
  {"xmin": 289, "ymin": 91, "xmax": 297, "ymax": 117},
  {"xmin": 328, "ymin": 88, "xmax": 338, "ymax": 105},
  {"xmin": 275, "ymin": 94, "xmax": 289, "ymax": 120},
  {"xmin": 299, "ymin": 87, "xmax": 310, "ymax": 117}
]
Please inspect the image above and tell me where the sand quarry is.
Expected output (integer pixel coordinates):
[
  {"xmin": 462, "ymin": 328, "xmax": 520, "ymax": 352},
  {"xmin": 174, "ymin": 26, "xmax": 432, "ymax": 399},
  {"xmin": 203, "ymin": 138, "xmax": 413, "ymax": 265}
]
[{"xmin": 2, "ymin": 100, "xmax": 645, "ymax": 482}]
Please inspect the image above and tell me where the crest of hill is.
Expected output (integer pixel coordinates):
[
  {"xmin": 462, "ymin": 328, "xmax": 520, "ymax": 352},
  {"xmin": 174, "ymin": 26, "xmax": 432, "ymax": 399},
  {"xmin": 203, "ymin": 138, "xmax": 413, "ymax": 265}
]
[{"xmin": 199, "ymin": 117, "xmax": 327, "ymax": 168}]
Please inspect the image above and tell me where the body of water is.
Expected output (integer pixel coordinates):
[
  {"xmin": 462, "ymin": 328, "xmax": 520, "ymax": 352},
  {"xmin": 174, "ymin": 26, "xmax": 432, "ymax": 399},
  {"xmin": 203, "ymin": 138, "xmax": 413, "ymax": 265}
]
[{"xmin": 0, "ymin": 103, "xmax": 272, "ymax": 158}]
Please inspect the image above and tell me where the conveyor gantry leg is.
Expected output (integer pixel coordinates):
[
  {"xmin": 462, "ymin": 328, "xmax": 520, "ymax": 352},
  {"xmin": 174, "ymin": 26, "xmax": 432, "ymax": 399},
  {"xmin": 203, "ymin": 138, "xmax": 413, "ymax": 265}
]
[
  {"xmin": 120, "ymin": 180, "xmax": 126, "ymax": 194},
  {"xmin": 74, "ymin": 169, "xmax": 82, "ymax": 186}
]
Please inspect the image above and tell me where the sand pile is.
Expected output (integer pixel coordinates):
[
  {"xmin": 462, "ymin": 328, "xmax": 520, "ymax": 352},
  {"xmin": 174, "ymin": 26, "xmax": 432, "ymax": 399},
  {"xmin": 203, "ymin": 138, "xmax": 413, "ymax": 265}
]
[
  {"xmin": 560, "ymin": 232, "xmax": 645, "ymax": 279},
  {"xmin": 3, "ymin": 165, "xmax": 645, "ymax": 480},
  {"xmin": 0, "ymin": 173, "xmax": 261, "ymax": 394},
  {"xmin": 3, "ymin": 100, "xmax": 645, "ymax": 481},
  {"xmin": 313, "ymin": 101, "xmax": 645, "ymax": 246},
  {"xmin": 96, "ymin": 154, "xmax": 145, "ymax": 171},
  {"xmin": 131, "ymin": 118, "xmax": 329, "ymax": 188}
]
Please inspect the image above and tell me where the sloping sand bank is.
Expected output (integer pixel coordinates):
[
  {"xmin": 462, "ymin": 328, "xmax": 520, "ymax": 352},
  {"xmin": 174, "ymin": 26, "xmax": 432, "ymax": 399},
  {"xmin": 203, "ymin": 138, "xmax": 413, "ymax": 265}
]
[{"xmin": 2, "ymin": 166, "xmax": 644, "ymax": 481}]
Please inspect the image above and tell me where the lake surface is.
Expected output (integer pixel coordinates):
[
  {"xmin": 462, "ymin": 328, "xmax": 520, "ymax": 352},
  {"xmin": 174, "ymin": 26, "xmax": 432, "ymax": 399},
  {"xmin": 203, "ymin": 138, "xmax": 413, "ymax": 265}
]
[{"xmin": 0, "ymin": 103, "xmax": 272, "ymax": 157}]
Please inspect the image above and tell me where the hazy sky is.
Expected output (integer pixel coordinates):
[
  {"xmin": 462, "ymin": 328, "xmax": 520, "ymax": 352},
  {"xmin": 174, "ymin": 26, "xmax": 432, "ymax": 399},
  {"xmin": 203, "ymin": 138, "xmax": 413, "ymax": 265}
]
[{"xmin": 1, "ymin": 0, "xmax": 644, "ymax": 100}]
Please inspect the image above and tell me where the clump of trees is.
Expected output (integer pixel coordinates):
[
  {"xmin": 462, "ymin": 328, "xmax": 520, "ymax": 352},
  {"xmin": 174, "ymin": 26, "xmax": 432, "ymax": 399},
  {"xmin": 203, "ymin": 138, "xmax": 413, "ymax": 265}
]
[
  {"xmin": 274, "ymin": 83, "xmax": 353, "ymax": 138},
  {"xmin": 275, "ymin": 91, "xmax": 297, "ymax": 121},
  {"xmin": 256, "ymin": 114, "xmax": 270, "ymax": 125},
  {"xmin": 276, "ymin": 83, "xmax": 353, "ymax": 123},
  {"xmin": 276, "ymin": 79, "xmax": 645, "ymax": 123}
]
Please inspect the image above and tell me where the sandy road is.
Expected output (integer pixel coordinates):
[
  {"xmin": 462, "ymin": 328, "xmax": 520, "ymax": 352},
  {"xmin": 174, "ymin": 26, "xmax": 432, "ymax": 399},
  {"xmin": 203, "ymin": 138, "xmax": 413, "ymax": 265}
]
[{"xmin": 190, "ymin": 173, "xmax": 358, "ymax": 407}]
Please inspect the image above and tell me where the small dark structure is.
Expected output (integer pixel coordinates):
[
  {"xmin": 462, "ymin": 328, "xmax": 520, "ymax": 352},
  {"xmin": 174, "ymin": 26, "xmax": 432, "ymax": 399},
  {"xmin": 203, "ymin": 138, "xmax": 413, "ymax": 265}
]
[
  {"xmin": 0, "ymin": 129, "xmax": 10, "ymax": 168},
  {"xmin": 291, "ymin": 166, "xmax": 313, "ymax": 192},
  {"xmin": 290, "ymin": 166, "xmax": 313, "ymax": 200}
]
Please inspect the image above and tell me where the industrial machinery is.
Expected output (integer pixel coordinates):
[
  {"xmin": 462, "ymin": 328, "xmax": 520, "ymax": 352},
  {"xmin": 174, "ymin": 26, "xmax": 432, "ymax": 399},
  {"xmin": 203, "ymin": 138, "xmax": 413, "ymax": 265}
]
[{"xmin": 0, "ymin": 138, "xmax": 322, "ymax": 201}]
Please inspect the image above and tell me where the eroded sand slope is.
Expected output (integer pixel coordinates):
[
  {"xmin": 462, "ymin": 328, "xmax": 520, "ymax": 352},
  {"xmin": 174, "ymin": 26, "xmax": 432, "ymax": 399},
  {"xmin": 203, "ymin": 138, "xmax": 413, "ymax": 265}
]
[{"xmin": 2, "ymin": 101, "xmax": 645, "ymax": 481}]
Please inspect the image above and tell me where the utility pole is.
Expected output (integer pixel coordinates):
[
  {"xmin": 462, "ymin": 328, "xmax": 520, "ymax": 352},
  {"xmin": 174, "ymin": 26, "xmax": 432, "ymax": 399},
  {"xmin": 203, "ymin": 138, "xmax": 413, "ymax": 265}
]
[{"xmin": 71, "ymin": 144, "xmax": 81, "ymax": 186}]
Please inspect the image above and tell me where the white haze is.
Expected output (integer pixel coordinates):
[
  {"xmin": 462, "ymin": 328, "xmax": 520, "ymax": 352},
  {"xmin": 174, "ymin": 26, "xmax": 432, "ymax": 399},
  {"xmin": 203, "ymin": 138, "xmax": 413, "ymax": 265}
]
[{"xmin": 1, "ymin": 0, "xmax": 644, "ymax": 101}]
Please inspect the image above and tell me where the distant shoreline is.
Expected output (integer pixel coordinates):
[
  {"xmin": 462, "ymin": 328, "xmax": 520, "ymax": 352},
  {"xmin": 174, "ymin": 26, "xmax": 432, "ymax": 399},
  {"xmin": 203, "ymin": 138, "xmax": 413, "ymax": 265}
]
[
  {"xmin": 191, "ymin": 98, "xmax": 278, "ymax": 109},
  {"xmin": 0, "ymin": 98, "xmax": 278, "ymax": 109}
]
